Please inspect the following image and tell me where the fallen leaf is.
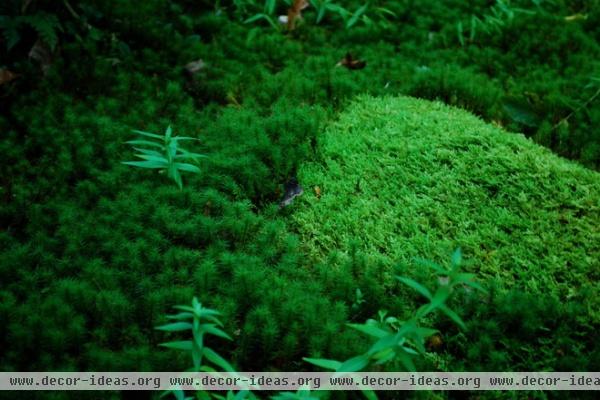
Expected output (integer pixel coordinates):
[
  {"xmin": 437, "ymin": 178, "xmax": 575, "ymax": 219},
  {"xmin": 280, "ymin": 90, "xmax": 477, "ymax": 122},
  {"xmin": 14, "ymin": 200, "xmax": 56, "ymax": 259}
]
[
  {"xmin": 0, "ymin": 69, "xmax": 19, "ymax": 86},
  {"xmin": 337, "ymin": 53, "xmax": 366, "ymax": 70},
  {"xmin": 502, "ymin": 101, "xmax": 541, "ymax": 127},
  {"xmin": 426, "ymin": 334, "xmax": 444, "ymax": 351},
  {"xmin": 564, "ymin": 13, "xmax": 587, "ymax": 22},
  {"xmin": 314, "ymin": 186, "xmax": 321, "ymax": 199},
  {"xmin": 29, "ymin": 39, "xmax": 53, "ymax": 75},
  {"xmin": 184, "ymin": 59, "xmax": 205, "ymax": 76},
  {"xmin": 287, "ymin": 0, "xmax": 310, "ymax": 30}
]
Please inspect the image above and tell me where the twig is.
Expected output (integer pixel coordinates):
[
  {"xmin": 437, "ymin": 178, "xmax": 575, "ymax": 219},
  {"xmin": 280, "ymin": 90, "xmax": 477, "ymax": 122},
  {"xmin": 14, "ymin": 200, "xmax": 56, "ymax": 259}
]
[
  {"xmin": 63, "ymin": 0, "xmax": 92, "ymax": 30},
  {"xmin": 552, "ymin": 85, "xmax": 600, "ymax": 130}
]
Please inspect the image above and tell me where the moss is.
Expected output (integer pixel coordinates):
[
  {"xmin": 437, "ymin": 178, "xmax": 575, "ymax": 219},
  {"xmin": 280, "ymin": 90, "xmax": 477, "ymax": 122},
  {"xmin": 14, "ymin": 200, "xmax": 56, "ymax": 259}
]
[
  {"xmin": 292, "ymin": 95, "xmax": 600, "ymax": 319},
  {"xmin": 1, "ymin": 0, "xmax": 600, "ymax": 388}
]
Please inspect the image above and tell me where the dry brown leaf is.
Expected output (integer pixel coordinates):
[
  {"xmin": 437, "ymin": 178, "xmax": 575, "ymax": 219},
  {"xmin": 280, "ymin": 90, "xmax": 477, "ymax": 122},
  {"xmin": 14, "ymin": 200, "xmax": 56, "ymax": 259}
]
[
  {"xmin": 314, "ymin": 186, "xmax": 321, "ymax": 199},
  {"xmin": 426, "ymin": 334, "xmax": 444, "ymax": 351},
  {"xmin": 287, "ymin": 0, "xmax": 310, "ymax": 30},
  {"xmin": 337, "ymin": 53, "xmax": 367, "ymax": 70},
  {"xmin": 0, "ymin": 69, "xmax": 19, "ymax": 86}
]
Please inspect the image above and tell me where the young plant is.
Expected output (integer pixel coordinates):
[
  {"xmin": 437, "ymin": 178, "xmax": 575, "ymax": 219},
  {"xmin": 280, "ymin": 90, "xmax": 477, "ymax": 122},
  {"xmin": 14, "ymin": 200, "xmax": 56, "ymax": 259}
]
[
  {"xmin": 156, "ymin": 297, "xmax": 243, "ymax": 400},
  {"xmin": 239, "ymin": 0, "xmax": 395, "ymax": 31},
  {"xmin": 123, "ymin": 125, "xmax": 206, "ymax": 189},
  {"xmin": 310, "ymin": 1, "xmax": 396, "ymax": 29},
  {"xmin": 270, "ymin": 387, "xmax": 320, "ymax": 400},
  {"xmin": 241, "ymin": 0, "xmax": 281, "ymax": 29},
  {"xmin": 159, "ymin": 251, "xmax": 483, "ymax": 400},
  {"xmin": 304, "ymin": 249, "xmax": 485, "ymax": 374},
  {"xmin": 310, "ymin": 0, "xmax": 343, "ymax": 24},
  {"xmin": 456, "ymin": 0, "xmax": 537, "ymax": 46},
  {"xmin": 157, "ymin": 297, "xmax": 235, "ymax": 372}
]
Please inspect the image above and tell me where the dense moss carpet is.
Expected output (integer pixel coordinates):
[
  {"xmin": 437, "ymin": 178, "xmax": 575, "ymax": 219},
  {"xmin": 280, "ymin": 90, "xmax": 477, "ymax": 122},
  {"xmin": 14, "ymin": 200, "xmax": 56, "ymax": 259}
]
[{"xmin": 292, "ymin": 95, "xmax": 599, "ymax": 319}]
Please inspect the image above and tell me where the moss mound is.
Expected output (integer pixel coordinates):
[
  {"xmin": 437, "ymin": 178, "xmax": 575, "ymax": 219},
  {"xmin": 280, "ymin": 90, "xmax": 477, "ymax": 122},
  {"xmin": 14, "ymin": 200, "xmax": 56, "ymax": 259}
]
[{"xmin": 292, "ymin": 95, "xmax": 599, "ymax": 315}]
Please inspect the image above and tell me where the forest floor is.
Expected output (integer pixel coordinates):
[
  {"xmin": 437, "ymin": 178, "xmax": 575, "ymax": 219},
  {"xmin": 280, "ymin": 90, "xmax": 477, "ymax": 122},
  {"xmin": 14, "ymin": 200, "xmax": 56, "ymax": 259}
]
[{"xmin": 1, "ymin": 1, "xmax": 599, "ymax": 399}]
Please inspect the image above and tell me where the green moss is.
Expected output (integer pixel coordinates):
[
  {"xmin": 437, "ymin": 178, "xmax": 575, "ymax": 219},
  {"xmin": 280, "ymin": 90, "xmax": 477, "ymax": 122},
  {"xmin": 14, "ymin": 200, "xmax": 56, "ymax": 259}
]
[
  {"xmin": 2, "ymin": 0, "xmax": 600, "ymax": 387},
  {"xmin": 292, "ymin": 95, "xmax": 600, "ymax": 318}
]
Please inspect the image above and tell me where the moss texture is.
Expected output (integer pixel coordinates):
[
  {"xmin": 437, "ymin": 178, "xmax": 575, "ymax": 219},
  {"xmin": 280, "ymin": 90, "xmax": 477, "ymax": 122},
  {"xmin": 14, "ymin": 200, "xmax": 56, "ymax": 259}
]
[
  {"xmin": 292, "ymin": 95, "xmax": 600, "ymax": 318},
  {"xmin": 2, "ymin": 1, "xmax": 600, "ymax": 396}
]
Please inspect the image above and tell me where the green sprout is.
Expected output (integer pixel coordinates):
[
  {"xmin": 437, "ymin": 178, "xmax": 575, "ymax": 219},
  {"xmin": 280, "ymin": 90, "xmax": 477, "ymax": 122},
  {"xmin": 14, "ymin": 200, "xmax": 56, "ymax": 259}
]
[{"xmin": 123, "ymin": 125, "xmax": 206, "ymax": 189}]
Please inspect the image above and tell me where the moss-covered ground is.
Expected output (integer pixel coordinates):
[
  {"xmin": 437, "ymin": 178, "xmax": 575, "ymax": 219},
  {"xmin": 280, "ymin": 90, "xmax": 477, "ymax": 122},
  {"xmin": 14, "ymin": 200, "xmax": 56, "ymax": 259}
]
[
  {"xmin": 1, "ymin": 1, "xmax": 600, "ymax": 399},
  {"xmin": 292, "ymin": 95, "xmax": 600, "ymax": 374},
  {"xmin": 293, "ymin": 95, "xmax": 599, "ymax": 303}
]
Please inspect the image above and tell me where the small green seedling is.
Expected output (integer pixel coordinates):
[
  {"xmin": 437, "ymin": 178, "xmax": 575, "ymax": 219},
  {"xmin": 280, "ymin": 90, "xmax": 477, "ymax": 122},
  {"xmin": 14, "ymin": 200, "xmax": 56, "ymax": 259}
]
[{"xmin": 123, "ymin": 125, "xmax": 206, "ymax": 189}]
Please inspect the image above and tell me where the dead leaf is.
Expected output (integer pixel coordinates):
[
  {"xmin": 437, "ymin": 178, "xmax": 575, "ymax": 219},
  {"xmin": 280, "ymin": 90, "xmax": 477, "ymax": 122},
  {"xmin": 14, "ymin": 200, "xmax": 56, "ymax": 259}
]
[
  {"xmin": 0, "ymin": 69, "xmax": 19, "ymax": 86},
  {"xmin": 314, "ymin": 186, "xmax": 321, "ymax": 199},
  {"xmin": 29, "ymin": 39, "xmax": 53, "ymax": 76},
  {"xmin": 426, "ymin": 334, "xmax": 444, "ymax": 351},
  {"xmin": 337, "ymin": 53, "xmax": 366, "ymax": 70},
  {"xmin": 203, "ymin": 201, "xmax": 212, "ymax": 216},
  {"xmin": 564, "ymin": 13, "xmax": 587, "ymax": 22},
  {"xmin": 184, "ymin": 59, "xmax": 205, "ymax": 76},
  {"xmin": 287, "ymin": 0, "xmax": 310, "ymax": 30}
]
